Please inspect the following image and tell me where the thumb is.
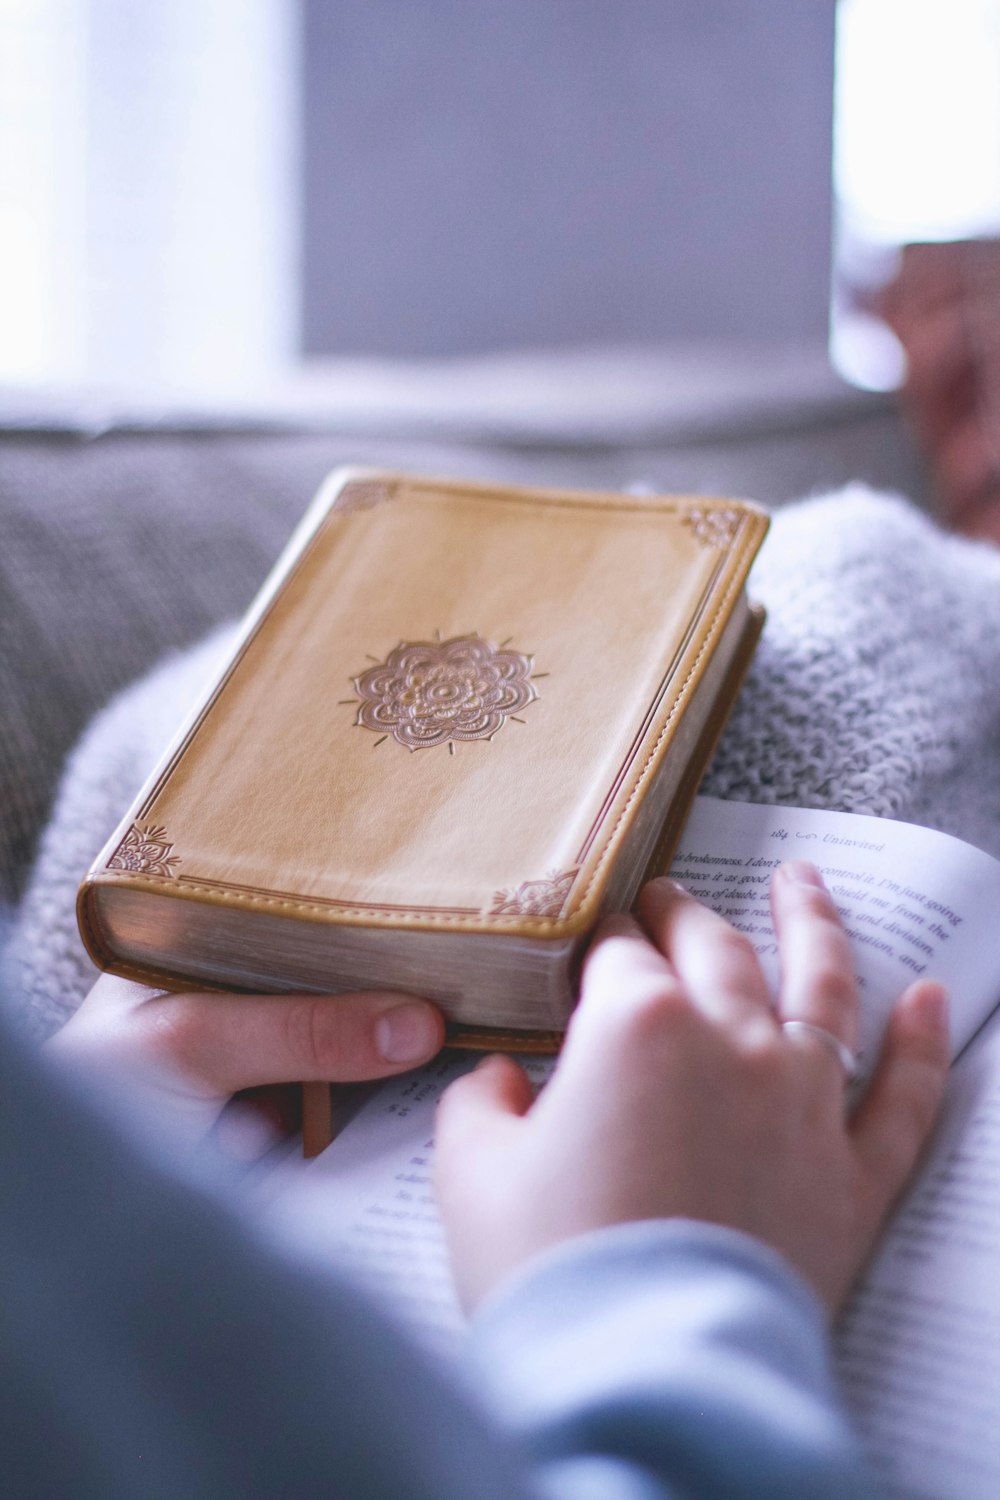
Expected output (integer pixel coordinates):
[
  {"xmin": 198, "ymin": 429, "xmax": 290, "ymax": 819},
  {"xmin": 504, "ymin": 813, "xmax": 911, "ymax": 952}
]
[{"xmin": 125, "ymin": 989, "xmax": 445, "ymax": 1096}]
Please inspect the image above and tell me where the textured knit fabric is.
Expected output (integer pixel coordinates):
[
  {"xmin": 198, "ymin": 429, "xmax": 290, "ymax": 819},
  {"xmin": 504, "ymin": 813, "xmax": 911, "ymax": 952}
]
[
  {"xmin": 0, "ymin": 433, "xmax": 303, "ymax": 905},
  {"xmin": 6, "ymin": 485, "xmax": 1000, "ymax": 1041},
  {"xmin": 702, "ymin": 488, "xmax": 1000, "ymax": 841},
  {"xmin": 1, "ymin": 1009, "xmax": 875, "ymax": 1500}
]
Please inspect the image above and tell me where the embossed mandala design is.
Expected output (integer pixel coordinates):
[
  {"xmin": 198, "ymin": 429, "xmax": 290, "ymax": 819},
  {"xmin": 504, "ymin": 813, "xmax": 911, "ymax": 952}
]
[
  {"xmin": 108, "ymin": 824, "xmax": 180, "ymax": 877},
  {"xmin": 352, "ymin": 634, "xmax": 537, "ymax": 751},
  {"xmin": 490, "ymin": 869, "xmax": 578, "ymax": 919}
]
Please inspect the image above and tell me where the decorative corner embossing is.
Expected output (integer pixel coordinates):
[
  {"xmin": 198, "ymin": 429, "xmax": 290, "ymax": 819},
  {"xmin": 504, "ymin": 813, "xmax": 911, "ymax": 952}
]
[
  {"xmin": 681, "ymin": 505, "xmax": 744, "ymax": 548},
  {"xmin": 350, "ymin": 633, "xmax": 539, "ymax": 751},
  {"xmin": 108, "ymin": 824, "xmax": 181, "ymax": 878},
  {"xmin": 336, "ymin": 479, "xmax": 394, "ymax": 515},
  {"xmin": 489, "ymin": 868, "xmax": 578, "ymax": 919}
]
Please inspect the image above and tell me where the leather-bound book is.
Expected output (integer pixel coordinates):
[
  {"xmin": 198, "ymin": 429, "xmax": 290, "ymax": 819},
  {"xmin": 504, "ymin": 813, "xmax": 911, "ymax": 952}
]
[{"xmin": 78, "ymin": 469, "xmax": 768, "ymax": 1046}]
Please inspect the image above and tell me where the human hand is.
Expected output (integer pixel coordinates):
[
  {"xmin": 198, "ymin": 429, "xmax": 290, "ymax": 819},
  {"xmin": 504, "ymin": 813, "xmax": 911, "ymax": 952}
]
[
  {"xmin": 47, "ymin": 974, "xmax": 444, "ymax": 1152},
  {"xmin": 434, "ymin": 863, "xmax": 949, "ymax": 1315}
]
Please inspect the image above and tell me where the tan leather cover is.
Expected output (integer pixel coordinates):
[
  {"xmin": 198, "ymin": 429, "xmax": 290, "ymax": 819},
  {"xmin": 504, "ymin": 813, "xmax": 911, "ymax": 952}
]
[
  {"xmin": 79, "ymin": 470, "xmax": 768, "ymax": 963},
  {"xmin": 442, "ymin": 596, "xmax": 765, "ymax": 1053}
]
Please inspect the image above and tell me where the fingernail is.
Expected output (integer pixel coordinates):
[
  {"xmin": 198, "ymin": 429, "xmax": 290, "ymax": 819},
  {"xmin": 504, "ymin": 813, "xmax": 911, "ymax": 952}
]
[
  {"xmin": 780, "ymin": 861, "xmax": 825, "ymax": 889},
  {"xmin": 377, "ymin": 1002, "xmax": 440, "ymax": 1063},
  {"xmin": 652, "ymin": 876, "xmax": 687, "ymax": 894},
  {"xmin": 913, "ymin": 981, "xmax": 949, "ymax": 1033}
]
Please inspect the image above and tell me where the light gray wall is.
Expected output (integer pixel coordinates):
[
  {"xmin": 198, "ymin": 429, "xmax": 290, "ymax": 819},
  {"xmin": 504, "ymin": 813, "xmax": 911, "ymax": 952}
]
[{"xmin": 302, "ymin": 2, "xmax": 835, "ymax": 356}]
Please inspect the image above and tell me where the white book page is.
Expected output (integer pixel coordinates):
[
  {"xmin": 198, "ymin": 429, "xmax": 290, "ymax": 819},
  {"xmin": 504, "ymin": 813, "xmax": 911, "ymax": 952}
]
[
  {"xmin": 835, "ymin": 1008, "xmax": 1000, "ymax": 1499},
  {"xmin": 255, "ymin": 793, "xmax": 1000, "ymax": 1462},
  {"xmin": 255, "ymin": 1052, "xmax": 553, "ymax": 1354},
  {"xmin": 672, "ymin": 797, "xmax": 1000, "ymax": 1076}
]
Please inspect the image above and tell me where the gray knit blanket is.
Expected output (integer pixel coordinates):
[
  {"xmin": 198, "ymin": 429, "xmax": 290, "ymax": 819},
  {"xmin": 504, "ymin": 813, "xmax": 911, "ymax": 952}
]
[{"xmin": 7, "ymin": 487, "xmax": 1000, "ymax": 1042}]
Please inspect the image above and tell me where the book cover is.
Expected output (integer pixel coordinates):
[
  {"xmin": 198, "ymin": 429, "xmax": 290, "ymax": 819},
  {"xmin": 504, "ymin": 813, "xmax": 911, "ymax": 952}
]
[{"xmin": 78, "ymin": 470, "xmax": 768, "ymax": 1029}]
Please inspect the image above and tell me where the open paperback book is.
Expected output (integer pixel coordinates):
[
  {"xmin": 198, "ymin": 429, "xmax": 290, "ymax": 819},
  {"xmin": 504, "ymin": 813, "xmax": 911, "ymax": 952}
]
[{"xmin": 255, "ymin": 796, "xmax": 1000, "ymax": 1500}]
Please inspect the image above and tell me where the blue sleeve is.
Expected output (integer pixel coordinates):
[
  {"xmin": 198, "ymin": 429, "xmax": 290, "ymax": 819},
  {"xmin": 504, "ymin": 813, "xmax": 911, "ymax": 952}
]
[
  {"xmin": 0, "ymin": 1019, "xmax": 535, "ymax": 1500},
  {"xmin": 0, "ymin": 1008, "xmax": 876, "ymax": 1500},
  {"xmin": 470, "ymin": 1222, "xmax": 878, "ymax": 1500}
]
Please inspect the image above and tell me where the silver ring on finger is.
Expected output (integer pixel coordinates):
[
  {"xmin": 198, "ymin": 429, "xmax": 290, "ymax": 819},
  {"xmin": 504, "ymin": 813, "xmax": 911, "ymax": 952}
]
[{"xmin": 780, "ymin": 1019, "xmax": 858, "ymax": 1083}]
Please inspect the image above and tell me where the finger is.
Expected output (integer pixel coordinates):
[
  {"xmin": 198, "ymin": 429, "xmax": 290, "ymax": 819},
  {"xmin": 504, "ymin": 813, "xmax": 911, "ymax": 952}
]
[
  {"xmin": 540, "ymin": 910, "xmax": 716, "ymax": 1132},
  {"xmin": 771, "ymin": 862, "xmax": 859, "ymax": 1054},
  {"xmin": 637, "ymin": 876, "xmax": 773, "ymax": 1029},
  {"xmin": 134, "ymin": 989, "xmax": 445, "ymax": 1095},
  {"xmin": 567, "ymin": 912, "xmax": 690, "ymax": 1063},
  {"xmin": 434, "ymin": 1056, "xmax": 535, "ymax": 1311},
  {"xmin": 435, "ymin": 1055, "xmax": 534, "ymax": 1156},
  {"xmin": 851, "ymin": 981, "xmax": 949, "ymax": 1228},
  {"xmin": 580, "ymin": 913, "xmax": 679, "ymax": 1009}
]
